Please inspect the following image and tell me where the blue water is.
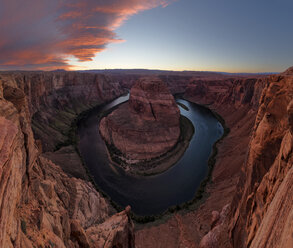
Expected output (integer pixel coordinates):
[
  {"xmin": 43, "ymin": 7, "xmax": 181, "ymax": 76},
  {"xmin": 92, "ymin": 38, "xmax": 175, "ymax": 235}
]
[{"xmin": 78, "ymin": 94, "xmax": 223, "ymax": 215}]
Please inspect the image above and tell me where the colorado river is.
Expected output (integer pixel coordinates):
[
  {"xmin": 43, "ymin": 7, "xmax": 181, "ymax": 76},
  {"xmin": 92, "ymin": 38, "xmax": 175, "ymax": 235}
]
[{"xmin": 78, "ymin": 94, "xmax": 223, "ymax": 216}]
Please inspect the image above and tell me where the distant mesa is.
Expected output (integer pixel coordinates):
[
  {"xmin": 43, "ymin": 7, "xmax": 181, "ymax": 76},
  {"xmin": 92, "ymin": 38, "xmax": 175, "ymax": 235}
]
[{"xmin": 99, "ymin": 77, "xmax": 181, "ymax": 166}]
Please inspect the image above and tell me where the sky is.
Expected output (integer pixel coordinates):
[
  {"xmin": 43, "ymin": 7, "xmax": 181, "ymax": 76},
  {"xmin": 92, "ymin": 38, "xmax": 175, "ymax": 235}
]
[{"xmin": 0, "ymin": 0, "xmax": 293, "ymax": 72}]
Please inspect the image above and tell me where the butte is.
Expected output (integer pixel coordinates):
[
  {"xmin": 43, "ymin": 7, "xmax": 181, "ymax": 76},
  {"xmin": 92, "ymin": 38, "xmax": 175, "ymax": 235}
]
[{"xmin": 99, "ymin": 77, "xmax": 182, "ymax": 169}]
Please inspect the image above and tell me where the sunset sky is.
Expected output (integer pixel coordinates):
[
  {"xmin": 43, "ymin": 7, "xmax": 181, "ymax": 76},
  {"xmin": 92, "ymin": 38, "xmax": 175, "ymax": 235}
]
[{"xmin": 0, "ymin": 0, "xmax": 292, "ymax": 72}]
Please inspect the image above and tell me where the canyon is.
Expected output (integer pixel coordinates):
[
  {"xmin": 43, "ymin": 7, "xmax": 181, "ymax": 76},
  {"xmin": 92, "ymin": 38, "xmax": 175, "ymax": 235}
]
[{"xmin": 0, "ymin": 69, "xmax": 292, "ymax": 247}]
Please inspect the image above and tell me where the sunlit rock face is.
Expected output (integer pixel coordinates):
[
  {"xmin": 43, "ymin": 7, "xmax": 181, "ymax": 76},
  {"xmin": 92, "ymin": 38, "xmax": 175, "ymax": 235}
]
[
  {"xmin": 229, "ymin": 71, "xmax": 293, "ymax": 248},
  {"xmin": 100, "ymin": 77, "xmax": 180, "ymax": 161}
]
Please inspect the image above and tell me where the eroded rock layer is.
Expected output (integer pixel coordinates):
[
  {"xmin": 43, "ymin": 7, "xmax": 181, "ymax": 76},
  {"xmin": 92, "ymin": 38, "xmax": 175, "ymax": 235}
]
[
  {"xmin": 229, "ymin": 71, "xmax": 293, "ymax": 248},
  {"xmin": 0, "ymin": 72, "xmax": 134, "ymax": 248},
  {"xmin": 100, "ymin": 78, "xmax": 180, "ymax": 161}
]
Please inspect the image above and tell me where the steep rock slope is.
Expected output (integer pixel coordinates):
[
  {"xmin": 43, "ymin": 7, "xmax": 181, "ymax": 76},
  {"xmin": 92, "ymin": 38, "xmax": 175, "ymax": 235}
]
[
  {"xmin": 0, "ymin": 72, "xmax": 125, "ymax": 152},
  {"xmin": 0, "ymin": 74, "xmax": 134, "ymax": 247},
  {"xmin": 0, "ymin": 72, "xmax": 126, "ymax": 180},
  {"xmin": 135, "ymin": 71, "xmax": 292, "ymax": 248},
  {"xmin": 229, "ymin": 72, "xmax": 293, "ymax": 248}
]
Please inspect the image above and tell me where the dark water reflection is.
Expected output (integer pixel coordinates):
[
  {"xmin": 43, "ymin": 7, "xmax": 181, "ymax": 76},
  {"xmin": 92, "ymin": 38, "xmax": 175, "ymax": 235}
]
[{"xmin": 77, "ymin": 94, "xmax": 223, "ymax": 215}]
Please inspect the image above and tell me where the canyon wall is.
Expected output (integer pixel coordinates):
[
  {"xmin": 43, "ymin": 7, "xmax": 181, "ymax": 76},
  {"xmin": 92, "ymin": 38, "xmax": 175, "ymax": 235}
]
[
  {"xmin": 229, "ymin": 70, "xmax": 293, "ymax": 248},
  {"xmin": 0, "ymin": 72, "xmax": 134, "ymax": 248},
  {"xmin": 0, "ymin": 72, "xmax": 125, "ymax": 152},
  {"xmin": 1, "ymin": 72, "xmax": 126, "ymax": 179}
]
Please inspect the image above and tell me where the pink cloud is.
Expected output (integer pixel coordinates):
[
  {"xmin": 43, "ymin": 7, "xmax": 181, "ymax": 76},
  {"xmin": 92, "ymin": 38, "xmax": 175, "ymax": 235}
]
[{"xmin": 0, "ymin": 0, "xmax": 175, "ymax": 70}]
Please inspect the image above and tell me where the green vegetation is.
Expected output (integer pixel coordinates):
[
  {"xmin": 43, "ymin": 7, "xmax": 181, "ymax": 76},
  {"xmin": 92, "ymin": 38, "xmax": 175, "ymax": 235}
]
[
  {"xmin": 48, "ymin": 240, "xmax": 56, "ymax": 248},
  {"xmin": 177, "ymin": 101, "xmax": 189, "ymax": 111},
  {"xmin": 21, "ymin": 219, "xmax": 27, "ymax": 235}
]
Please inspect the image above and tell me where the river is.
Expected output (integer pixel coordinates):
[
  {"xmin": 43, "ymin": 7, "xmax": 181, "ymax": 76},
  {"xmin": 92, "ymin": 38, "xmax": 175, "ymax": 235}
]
[{"xmin": 77, "ymin": 94, "xmax": 223, "ymax": 216}]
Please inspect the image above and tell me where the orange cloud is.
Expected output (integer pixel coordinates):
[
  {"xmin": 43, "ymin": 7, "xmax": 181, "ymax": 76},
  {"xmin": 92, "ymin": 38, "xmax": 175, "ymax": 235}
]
[{"xmin": 0, "ymin": 0, "xmax": 176, "ymax": 70}]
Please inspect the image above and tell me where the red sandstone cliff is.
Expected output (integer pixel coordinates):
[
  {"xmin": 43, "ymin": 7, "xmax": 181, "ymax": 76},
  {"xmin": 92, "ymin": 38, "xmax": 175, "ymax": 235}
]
[
  {"xmin": 228, "ymin": 71, "xmax": 293, "ymax": 248},
  {"xmin": 0, "ymin": 72, "xmax": 134, "ymax": 247},
  {"xmin": 1, "ymin": 72, "xmax": 126, "ymax": 180}
]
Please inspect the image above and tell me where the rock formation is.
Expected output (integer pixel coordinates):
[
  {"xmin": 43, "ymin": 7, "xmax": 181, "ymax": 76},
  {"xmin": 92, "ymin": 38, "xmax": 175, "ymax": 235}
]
[
  {"xmin": 0, "ymin": 72, "xmax": 126, "ymax": 179},
  {"xmin": 100, "ymin": 77, "xmax": 180, "ymax": 161},
  {"xmin": 0, "ymin": 72, "xmax": 134, "ymax": 247},
  {"xmin": 199, "ymin": 204, "xmax": 231, "ymax": 248},
  {"xmin": 229, "ymin": 72, "xmax": 293, "ymax": 248}
]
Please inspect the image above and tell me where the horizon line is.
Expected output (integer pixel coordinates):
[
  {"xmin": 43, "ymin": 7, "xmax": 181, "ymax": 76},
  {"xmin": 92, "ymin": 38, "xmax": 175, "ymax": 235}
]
[{"xmin": 0, "ymin": 68, "xmax": 281, "ymax": 75}]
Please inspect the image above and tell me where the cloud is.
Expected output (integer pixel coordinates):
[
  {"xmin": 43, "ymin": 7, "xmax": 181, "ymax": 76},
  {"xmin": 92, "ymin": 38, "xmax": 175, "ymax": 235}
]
[{"xmin": 0, "ymin": 0, "xmax": 174, "ymax": 70}]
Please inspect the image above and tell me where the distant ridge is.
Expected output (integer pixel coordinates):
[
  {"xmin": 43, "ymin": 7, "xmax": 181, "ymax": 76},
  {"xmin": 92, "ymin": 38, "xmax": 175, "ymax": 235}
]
[
  {"xmin": 0, "ymin": 68, "xmax": 280, "ymax": 76},
  {"xmin": 219, "ymin": 71, "xmax": 279, "ymax": 76},
  {"xmin": 76, "ymin": 68, "xmax": 277, "ymax": 77}
]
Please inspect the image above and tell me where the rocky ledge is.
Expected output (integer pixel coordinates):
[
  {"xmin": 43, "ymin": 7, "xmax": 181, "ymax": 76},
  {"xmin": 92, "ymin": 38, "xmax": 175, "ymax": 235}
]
[{"xmin": 100, "ymin": 77, "xmax": 181, "ymax": 166}]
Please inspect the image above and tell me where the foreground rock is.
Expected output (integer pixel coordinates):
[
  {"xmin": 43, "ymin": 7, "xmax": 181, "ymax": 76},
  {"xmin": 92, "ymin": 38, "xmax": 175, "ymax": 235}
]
[
  {"xmin": 100, "ymin": 78, "xmax": 180, "ymax": 162},
  {"xmin": 85, "ymin": 206, "xmax": 135, "ymax": 248}
]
